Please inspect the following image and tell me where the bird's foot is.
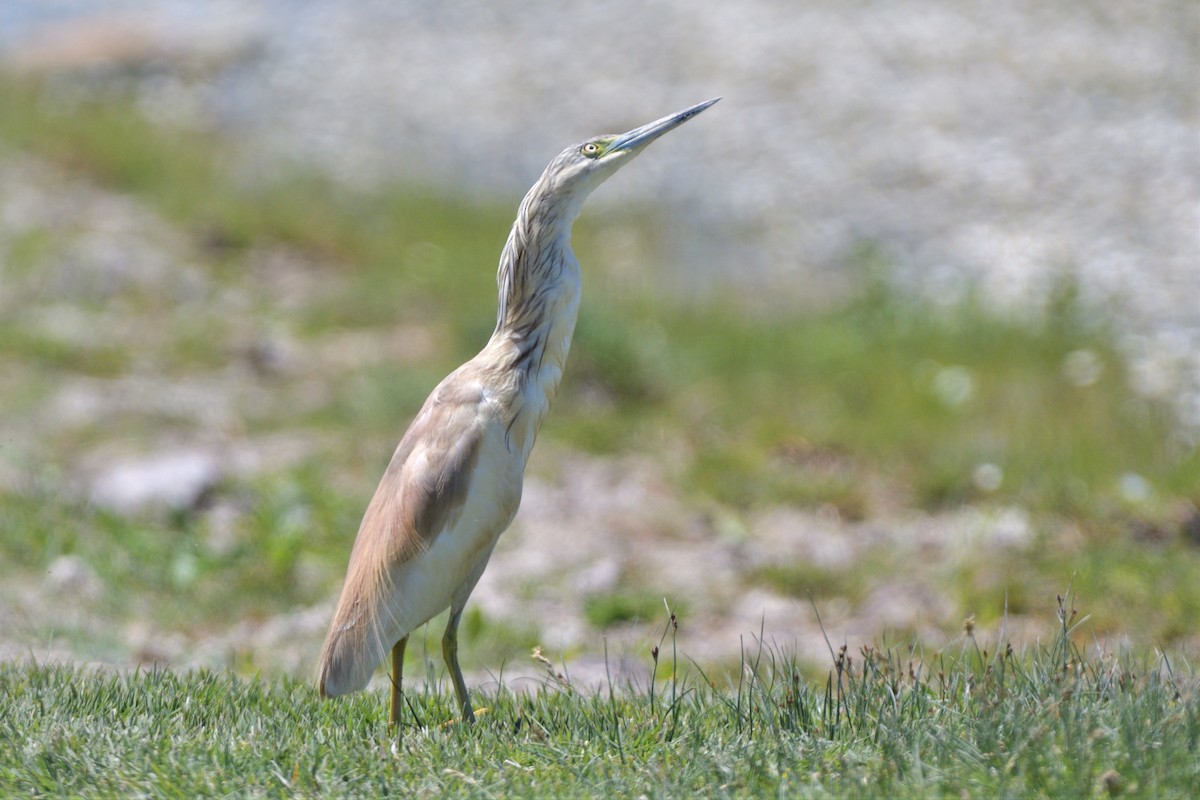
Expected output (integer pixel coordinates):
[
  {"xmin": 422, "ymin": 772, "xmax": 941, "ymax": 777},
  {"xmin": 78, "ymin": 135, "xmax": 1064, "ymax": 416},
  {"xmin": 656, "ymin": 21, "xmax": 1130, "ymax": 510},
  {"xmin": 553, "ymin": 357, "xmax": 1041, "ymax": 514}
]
[{"xmin": 439, "ymin": 706, "xmax": 488, "ymax": 729}]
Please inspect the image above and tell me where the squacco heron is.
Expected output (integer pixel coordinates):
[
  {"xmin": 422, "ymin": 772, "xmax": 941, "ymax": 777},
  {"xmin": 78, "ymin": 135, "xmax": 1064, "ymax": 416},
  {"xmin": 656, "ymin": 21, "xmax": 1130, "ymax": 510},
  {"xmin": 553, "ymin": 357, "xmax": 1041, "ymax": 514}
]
[{"xmin": 316, "ymin": 99, "xmax": 719, "ymax": 725}]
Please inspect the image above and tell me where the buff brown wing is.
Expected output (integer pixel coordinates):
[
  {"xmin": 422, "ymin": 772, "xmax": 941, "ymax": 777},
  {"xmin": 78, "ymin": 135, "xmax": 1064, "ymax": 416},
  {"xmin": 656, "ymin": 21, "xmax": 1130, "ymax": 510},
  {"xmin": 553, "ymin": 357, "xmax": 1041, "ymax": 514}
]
[{"xmin": 317, "ymin": 377, "xmax": 486, "ymax": 697}]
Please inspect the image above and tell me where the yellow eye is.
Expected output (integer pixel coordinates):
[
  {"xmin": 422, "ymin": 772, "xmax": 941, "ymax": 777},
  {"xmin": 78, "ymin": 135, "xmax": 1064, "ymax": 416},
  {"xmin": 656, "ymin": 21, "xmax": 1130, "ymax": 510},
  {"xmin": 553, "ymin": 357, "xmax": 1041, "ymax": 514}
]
[{"xmin": 581, "ymin": 142, "xmax": 602, "ymax": 158}]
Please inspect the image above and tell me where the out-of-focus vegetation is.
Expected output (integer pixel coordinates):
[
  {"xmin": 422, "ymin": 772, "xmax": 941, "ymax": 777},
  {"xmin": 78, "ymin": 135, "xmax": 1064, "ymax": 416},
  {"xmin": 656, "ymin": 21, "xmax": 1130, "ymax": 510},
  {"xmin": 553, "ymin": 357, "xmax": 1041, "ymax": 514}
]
[{"xmin": 0, "ymin": 74, "xmax": 1197, "ymax": 668}]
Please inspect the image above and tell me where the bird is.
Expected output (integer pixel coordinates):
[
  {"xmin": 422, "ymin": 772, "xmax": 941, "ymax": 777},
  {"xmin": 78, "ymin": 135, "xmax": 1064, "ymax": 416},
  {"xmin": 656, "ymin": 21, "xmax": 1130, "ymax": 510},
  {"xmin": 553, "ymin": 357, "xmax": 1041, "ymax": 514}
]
[{"xmin": 316, "ymin": 98, "xmax": 719, "ymax": 726}]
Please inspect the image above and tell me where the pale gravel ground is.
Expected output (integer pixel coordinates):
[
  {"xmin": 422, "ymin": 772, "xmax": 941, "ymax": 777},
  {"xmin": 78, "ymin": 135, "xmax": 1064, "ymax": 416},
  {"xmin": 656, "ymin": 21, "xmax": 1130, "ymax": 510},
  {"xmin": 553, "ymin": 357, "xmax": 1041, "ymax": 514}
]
[
  {"xmin": 0, "ymin": 150, "xmax": 1075, "ymax": 683},
  {"xmin": 1, "ymin": 1, "xmax": 1198, "ymax": 684},
  {"xmin": 3, "ymin": 0, "xmax": 1198, "ymax": 425}
]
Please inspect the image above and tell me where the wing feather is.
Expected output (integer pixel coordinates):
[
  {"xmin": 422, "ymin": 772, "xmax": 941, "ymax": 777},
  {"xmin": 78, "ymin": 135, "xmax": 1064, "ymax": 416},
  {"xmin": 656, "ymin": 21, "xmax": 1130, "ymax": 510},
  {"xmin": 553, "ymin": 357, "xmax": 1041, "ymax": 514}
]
[{"xmin": 317, "ymin": 371, "xmax": 488, "ymax": 696}]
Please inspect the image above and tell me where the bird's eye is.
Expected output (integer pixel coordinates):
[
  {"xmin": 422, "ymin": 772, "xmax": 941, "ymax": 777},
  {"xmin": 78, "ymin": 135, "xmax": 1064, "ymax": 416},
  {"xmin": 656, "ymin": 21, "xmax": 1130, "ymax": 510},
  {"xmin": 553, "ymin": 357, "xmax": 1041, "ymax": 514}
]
[{"xmin": 581, "ymin": 142, "xmax": 602, "ymax": 158}]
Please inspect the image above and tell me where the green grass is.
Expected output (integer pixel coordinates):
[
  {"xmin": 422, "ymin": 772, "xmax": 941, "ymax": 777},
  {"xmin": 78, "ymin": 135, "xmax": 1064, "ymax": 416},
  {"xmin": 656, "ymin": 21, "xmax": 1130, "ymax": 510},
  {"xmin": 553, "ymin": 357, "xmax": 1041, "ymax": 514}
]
[
  {"xmin": 1, "ymin": 597, "xmax": 1196, "ymax": 798},
  {"xmin": 754, "ymin": 561, "xmax": 867, "ymax": 604},
  {"xmin": 584, "ymin": 591, "xmax": 673, "ymax": 628}
]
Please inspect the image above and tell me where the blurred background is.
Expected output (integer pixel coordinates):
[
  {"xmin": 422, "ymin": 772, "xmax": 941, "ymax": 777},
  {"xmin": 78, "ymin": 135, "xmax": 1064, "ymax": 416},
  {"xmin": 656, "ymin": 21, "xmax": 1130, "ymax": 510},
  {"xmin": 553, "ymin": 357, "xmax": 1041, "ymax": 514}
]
[{"xmin": 1, "ymin": 1, "xmax": 1197, "ymax": 688}]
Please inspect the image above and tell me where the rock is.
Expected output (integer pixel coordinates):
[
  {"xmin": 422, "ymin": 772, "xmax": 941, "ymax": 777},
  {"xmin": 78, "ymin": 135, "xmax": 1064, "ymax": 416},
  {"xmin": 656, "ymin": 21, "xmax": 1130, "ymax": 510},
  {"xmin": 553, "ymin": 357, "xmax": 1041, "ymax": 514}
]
[
  {"xmin": 45, "ymin": 554, "xmax": 103, "ymax": 599},
  {"xmin": 89, "ymin": 449, "xmax": 222, "ymax": 515},
  {"xmin": 3, "ymin": 12, "xmax": 262, "ymax": 73}
]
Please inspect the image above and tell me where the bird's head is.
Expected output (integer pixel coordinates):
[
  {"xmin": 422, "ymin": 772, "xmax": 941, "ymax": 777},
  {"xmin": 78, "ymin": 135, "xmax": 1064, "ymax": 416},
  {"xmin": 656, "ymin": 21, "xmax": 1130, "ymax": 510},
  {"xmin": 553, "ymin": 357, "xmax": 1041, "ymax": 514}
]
[{"xmin": 536, "ymin": 98, "xmax": 720, "ymax": 207}]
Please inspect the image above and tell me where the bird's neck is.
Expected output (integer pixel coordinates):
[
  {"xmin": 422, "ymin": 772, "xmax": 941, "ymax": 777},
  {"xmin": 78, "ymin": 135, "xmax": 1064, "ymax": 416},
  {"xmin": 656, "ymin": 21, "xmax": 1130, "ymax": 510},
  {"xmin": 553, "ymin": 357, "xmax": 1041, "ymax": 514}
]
[{"xmin": 487, "ymin": 181, "xmax": 584, "ymax": 457}]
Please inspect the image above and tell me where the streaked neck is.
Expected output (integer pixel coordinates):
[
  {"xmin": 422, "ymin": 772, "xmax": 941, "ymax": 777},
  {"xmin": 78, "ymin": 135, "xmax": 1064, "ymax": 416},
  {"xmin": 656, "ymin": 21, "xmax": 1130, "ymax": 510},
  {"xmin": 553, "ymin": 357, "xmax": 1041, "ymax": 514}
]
[
  {"xmin": 488, "ymin": 176, "xmax": 585, "ymax": 456},
  {"xmin": 492, "ymin": 175, "xmax": 584, "ymax": 374}
]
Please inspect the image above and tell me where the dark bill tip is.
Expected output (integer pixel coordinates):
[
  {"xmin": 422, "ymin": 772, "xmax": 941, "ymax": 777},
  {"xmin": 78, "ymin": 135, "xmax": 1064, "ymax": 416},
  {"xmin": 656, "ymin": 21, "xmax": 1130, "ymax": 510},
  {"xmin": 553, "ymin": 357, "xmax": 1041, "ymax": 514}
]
[{"xmin": 608, "ymin": 97, "xmax": 720, "ymax": 154}]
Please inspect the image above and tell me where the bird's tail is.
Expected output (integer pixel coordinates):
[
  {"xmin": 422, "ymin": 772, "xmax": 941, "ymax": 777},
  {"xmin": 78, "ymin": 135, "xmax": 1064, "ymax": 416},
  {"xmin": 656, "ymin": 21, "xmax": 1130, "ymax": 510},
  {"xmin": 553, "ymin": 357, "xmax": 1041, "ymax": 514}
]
[{"xmin": 316, "ymin": 567, "xmax": 394, "ymax": 698}]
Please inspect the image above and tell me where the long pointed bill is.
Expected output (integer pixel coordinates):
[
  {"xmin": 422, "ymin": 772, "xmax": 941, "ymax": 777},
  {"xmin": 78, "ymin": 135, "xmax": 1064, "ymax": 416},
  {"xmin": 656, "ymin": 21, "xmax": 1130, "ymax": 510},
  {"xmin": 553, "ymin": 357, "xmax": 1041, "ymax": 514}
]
[{"xmin": 608, "ymin": 98, "xmax": 720, "ymax": 154}]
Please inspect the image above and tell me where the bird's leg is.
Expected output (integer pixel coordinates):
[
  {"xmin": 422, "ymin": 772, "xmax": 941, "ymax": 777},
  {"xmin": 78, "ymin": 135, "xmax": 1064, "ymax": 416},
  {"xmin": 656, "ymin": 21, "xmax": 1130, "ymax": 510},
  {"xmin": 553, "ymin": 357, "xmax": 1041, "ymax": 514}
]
[
  {"xmin": 442, "ymin": 608, "xmax": 474, "ymax": 723},
  {"xmin": 389, "ymin": 636, "xmax": 408, "ymax": 728}
]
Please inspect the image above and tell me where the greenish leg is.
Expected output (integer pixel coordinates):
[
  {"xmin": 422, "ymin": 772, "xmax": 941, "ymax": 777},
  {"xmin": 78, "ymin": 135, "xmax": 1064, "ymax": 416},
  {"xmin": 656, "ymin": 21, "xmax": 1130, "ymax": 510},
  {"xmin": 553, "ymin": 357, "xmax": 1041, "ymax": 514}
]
[
  {"xmin": 389, "ymin": 636, "xmax": 408, "ymax": 727},
  {"xmin": 442, "ymin": 608, "xmax": 474, "ymax": 724}
]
